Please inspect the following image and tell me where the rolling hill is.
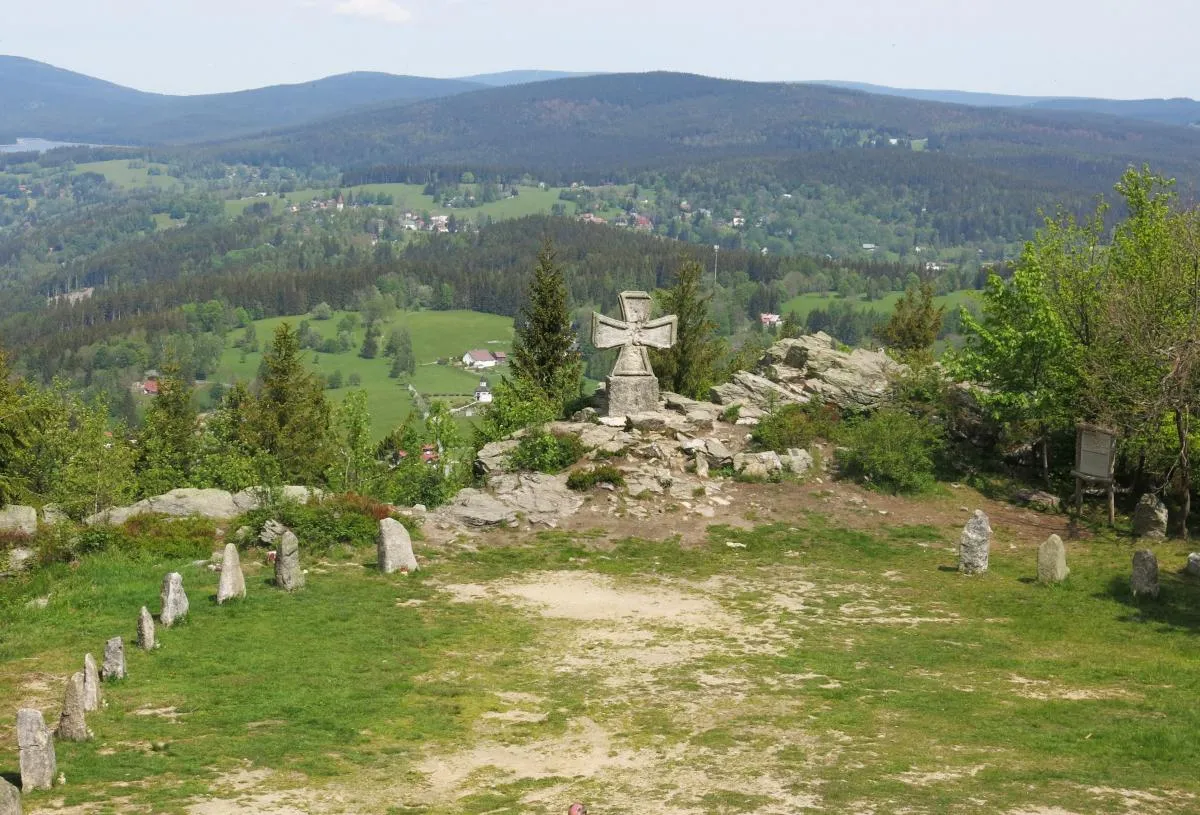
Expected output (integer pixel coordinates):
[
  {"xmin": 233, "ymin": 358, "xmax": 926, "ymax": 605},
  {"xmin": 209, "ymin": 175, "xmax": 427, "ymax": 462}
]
[
  {"xmin": 817, "ymin": 80, "xmax": 1200, "ymax": 127},
  {"xmin": 0, "ymin": 56, "xmax": 485, "ymax": 144}
]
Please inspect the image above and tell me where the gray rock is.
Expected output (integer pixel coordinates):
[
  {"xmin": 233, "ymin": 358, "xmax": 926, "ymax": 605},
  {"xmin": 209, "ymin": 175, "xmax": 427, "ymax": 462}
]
[
  {"xmin": 443, "ymin": 490, "xmax": 518, "ymax": 527},
  {"xmin": 55, "ymin": 672, "xmax": 89, "ymax": 742},
  {"xmin": 0, "ymin": 776, "xmax": 20, "ymax": 815},
  {"xmin": 40, "ymin": 504, "xmax": 68, "ymax": 526},
  {"xmin": 1132, "ymin": 494, "xmax": 1168, "ymax": 539},
  {"xmin": 85, "ymin": 488, "xmax": 240, "ymax": 526},
  {"xmin": 1015, "ymin": 489, "xmax": 1061, "ymax": 512},
  {"xmin": 7, "ymin": 547, "xmax": 35, "ymax": 574},
  {"xmin": 1037, "ymin": 534, "xmax": 1069, "ymax": 583},
  {"xmin": 958, "ymin": 510, "xmax": 992, "ymax": 575},
  {"xmin": 785, "ymin": 448, "xmax": 814, "ymax": 475},
  {"xmin": 136, "ymin": 606, "xmax": 156, "ymax": 651},
  {"xmin": 16, "ymin": 708, "xmax": 56, "ymax": 791},
  {"xmin": 475, "ymin": 438, "xmax": 520, "ymax": 477},
  {"xmin": 377, "ymin": 518, "xmax": 418, "ymax": 574},
  {"xmin": 489, "ymin": 473, "xmax": 585, "ymax": 526},
  {"xmin": 1187, "ymin": 553, "xmax": 1200, "ymax": 577},
  {"xmin": 259, "ymin": 519, "xmax": 287, "ymax": 546},
  {"xmin": 606, "ymin": 375, "xmax": 661, "ymax": 417},
  {"xmin": 0, "ymin": 505, "xmax": 37, "ymax": 536},
  {"xmin": 216, "ymin": 543, "xmax": 246, "ymax": 604},
  {"xmin": 733, "ymin": 451, "xmax": 783, "ymax": 477},
  {"xmin": 694, "ymin": 450, "xmax": 709, "ymax": 479},
  {"xmin": 102, "ymin": 636, "xmax": 126, "ymax": 680},
  {"xmin": 275, "ymin": 530, "xmax": 304, "ymax": 591},
  {"xmin": 82, "ymin": 654, "xmax": 101, "ymax": 712},
  {"xmin": 1131, "ymin": 549, "xmax": 1160, "ymax": 599},
  {"xmin": 160, "ymin": 572, "xmax": 189, "ymax": 626}
]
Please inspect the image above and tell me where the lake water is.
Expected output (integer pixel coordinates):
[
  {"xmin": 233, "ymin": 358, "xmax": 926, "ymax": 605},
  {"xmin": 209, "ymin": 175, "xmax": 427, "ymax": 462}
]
[{"xmin": 0, "ymin": 137, "xmax": 99, "ymax": 153}]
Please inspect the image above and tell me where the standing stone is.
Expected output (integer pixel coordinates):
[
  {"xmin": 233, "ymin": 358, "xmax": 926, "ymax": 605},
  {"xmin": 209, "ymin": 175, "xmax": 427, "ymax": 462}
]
[
  {"xmin": 216, "ymin": 543, "xmax": 246, "ymax": 604},
  {"xmin": 0, "ymin": 776, "xmax": 20, "ymax": 815},
  {"xmin": 16, "ymin": 708, "xmax": 56, "ymax": 791},
  {"xmin": 275, "ymin": 530, "xmax": 304, "ymax": 591},
  {"xmin": 1037, "ymin": 534, "xmax": 1069, "ymax": 584},
  {"xmin": 101, "ymin": 636, "xmax": 126, "ymax": 680},
  {"xmin": 82, "ymin": 654, "xmax": 101, "ymax": 712},
  {"xmin": 1187, "ymin": 553, "xmax": 1200, "ymax": 577},
  {"xmin": 1132, "ymin": 493, "xmax": 1168, "ymax": 539},
  {"xmin": 55, "ymin": 672, "xmax": 89, "ymax": 742},
  {"xmin": 377, "ymin": 518, "xmax": 418, "ymax": 574},
  {"xmin": 259, "ymin": 519, "xmax": 287, "ymax": 546},
  {"xmin": 958, "ymin": 510, "xmax": 992, "ymax": 575},
  {"xmin": 160, "ymin": 572, "xmax": 189, "ymax": 626},
  {"xmin": 1131, "ymin": 549, "xmax": 1160, "ymax": 599},
  {"xmin": 694, "ymin": 450, "xmax": 710, "ymax": 479},
  {"xmin": 136, "ymin": 606, "xmax": 156, "ymax": 651}
]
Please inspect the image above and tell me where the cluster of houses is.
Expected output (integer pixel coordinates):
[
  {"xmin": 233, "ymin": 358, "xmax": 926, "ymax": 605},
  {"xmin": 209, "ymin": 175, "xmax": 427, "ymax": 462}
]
[
  {"xmin": 576, "ymin": 211, "xmax": 654, "ymax": 230},
  {"xmin": 402, "ymin": 213, "xmax": 452, "ymax": 233}
]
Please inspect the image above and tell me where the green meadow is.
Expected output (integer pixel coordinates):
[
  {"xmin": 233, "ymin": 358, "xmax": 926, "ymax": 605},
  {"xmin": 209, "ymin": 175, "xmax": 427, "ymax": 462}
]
[
  {"xmin": 214, "ymin": 310, "xmax": 514, "ymax": 438},
  {"xmin": 73, "ymin": 160, "xmax": 180, "ymax": 191},
  {"xmin": 781, "ymin": 288, "xmax": 979, "ymax": 321}
]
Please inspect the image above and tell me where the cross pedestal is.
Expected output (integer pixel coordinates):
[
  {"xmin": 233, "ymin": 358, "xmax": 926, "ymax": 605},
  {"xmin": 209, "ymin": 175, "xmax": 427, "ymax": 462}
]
[{"xmin": 591, "ymin": 291, "xmax": 678, "ymax": 417}]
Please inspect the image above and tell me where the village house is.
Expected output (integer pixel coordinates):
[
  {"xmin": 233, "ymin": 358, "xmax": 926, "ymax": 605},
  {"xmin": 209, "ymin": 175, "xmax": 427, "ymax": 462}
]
[
  {"xmin": 760, "ymin": 313, "xmax": 783, "ymax": 327},
  {"xmin": 462, "ymin": 349, "xmax": 498, "ymax": 369}
]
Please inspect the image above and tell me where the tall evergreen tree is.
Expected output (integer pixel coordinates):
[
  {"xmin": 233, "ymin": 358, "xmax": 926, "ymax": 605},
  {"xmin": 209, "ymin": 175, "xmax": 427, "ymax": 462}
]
[
  {"xmin": 875, "ymin": 281, "xmax": 945, "ymax": 362},
  {"xmin": 249, "ymin": 323, "xmax": 332, "ymax": 484},
  {"xmin": 650, "ymin": 259, "xmax": 724, "ymax": 400},
  {"xmin": 0, "ymin": 347, "xmax": 32, "ymax": 503},
  {"xmin": 510, "ymin": 239, "xmax": 582, "ymax": 411},
  {"xmin": 136, "ymin": 363, "xmax": 196, "ymax": 496}
]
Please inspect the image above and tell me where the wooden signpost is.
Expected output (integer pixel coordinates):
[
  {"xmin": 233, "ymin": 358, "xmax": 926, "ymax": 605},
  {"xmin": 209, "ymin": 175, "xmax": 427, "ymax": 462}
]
[{"xmin": 1071, "ymin": 423, "xmax": 1118, "ymax": 533}]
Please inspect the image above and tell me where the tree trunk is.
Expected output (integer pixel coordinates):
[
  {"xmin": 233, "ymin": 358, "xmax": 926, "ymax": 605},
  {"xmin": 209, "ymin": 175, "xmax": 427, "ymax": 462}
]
[
  {"xmin": 1040, "ymin": 424, "xmax": 1051, "ymax": 487},
  {"xmin": 1177, "ymin": 409, "xmax": 1192, "ymax": 541}
]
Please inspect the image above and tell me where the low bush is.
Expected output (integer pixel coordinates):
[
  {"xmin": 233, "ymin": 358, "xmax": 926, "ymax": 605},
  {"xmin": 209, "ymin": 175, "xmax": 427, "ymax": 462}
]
[
  {"xmin": 510, "ymin": 432, "xmax": 588, "ymax": 474},
  {"xmin": 836, "ymin": 409, "xmax": 942, "ymax": 494},
  {"xmin": 566, "ymin": 465, "xmax": 626, "ymax": 491},
  {"xmin": 720, "ymin": 404, "xmax": 742, "ymax": 424},
  {"xmin": 36, "ymin": 516, "xmax": 217, "ymax": 566},
  {"xmin": 238, "ymin": 498, "xmax": 379, "ymax": 554},
  {"xmin": 752, "ymin": 402, "xmax": 841, "ymax": 451}
]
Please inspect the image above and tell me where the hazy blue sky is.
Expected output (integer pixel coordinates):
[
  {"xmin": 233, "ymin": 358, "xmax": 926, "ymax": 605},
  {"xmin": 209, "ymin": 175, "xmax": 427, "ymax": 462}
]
[{"xmin": 4, "ymin": 0, "xmax": 1195, "ymax": 98}]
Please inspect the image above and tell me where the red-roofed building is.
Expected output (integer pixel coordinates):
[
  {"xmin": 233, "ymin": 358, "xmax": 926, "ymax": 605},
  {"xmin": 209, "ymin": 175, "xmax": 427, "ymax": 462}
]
[
  {"xmin": 462, "ymin": 349, "xmax": 497, "ymax": 369},
  {"xmin": 141, "ymin": 379, "xmax": 160, "ymax": 396}
]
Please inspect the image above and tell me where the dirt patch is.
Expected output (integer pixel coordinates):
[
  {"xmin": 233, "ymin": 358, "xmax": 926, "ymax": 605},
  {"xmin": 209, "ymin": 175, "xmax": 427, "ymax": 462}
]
[
  {"xmin": 1008, "ymin": 676, "xmax": 1138, "ymax": 702},
  {"xmin": 133, "ymin": 706, "xmax": 184, "ymax": 721}
]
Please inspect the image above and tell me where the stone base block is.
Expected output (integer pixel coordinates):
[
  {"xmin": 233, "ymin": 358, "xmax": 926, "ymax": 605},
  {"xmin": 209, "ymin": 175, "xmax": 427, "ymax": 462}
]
[{"xmin": 606, "ymin": 375, "xmax": 660, "ymax": 417}]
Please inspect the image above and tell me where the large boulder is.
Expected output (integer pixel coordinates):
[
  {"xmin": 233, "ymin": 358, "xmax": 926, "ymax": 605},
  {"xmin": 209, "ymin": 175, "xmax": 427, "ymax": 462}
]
[
  {"xmin": 475, "ymin": 438, "xmax": 521, "ymax": 477},
  {"xmin": 86, "ymin": 486, "xmax": 324, "ymax": 526},
  {"xmin": 377, "ymin": 518, "xmax": 418, "ymax": 573},
  {"xmin": 441, "ymin": 490, "xmax": 518, "ymax": 527},
  {"xmin": 0, "ymin": 505, "xmax": 37, "ymax": 536},
  {"xmin": 1132, "ymin": 494, "xmax": 1168, "ymax": 539},
  {"xmin": 488, "ymin": 473, "xmax": 584, "ymax": 526}
]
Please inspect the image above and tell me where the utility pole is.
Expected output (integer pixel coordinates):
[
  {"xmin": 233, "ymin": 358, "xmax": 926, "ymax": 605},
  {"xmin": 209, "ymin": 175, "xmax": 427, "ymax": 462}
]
[{"xmin": 713, "ymin": 244, "xmax": 720, "ymax": 289}]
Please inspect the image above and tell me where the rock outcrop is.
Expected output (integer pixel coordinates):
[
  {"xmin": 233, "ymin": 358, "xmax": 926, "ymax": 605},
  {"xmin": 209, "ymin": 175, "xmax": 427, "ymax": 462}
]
[
  {"xmin": 85, "ymin": 486, "xmax": 324, "ymax": 526},
  {"xmin": 0, "ymin": 505, "xmax": 37, "ymax": 536}
]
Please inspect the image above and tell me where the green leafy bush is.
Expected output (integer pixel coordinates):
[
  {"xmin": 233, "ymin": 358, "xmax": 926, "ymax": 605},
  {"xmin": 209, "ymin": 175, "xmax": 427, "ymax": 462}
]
[
  {"xmin": 238, "ymin": 499, "xmax": 379, "ymax": 554},
  {"xmin": 720, "ymin": 404, "xmax": 741, "ymax": 424},
  {"xmin": 35, "ymin": 516, "xmax": 216, "ymax": 565},
  {"xmin": 510, "ymin": 432, "xmax": 588, "ymax": 474},
  {"xmin": 752, "ymin": 402, "xmax": 840, "ymax": 451},
  {"xmin": 836, "ymin": 409, "xmax": 942, "ymax": 494},
  {"xmin": 566, "ymin": 465, "xmax": 627, "ymax": 491}
]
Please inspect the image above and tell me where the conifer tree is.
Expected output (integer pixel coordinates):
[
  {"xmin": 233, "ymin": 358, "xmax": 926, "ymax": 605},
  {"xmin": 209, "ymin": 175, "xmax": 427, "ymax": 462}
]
[
  {"xmin": 510, "ymin": 238, "xmax": 582, "ymax": 412},
  {"xmin": 137, "ymin": 363, "xmax": 197, "ymax": 496},
  {"xmin": 875, "ymin": 281, "xmax": 944, "ymax": 362},
  {"xmin": 0, "ymin": 347, "xmax": 32, "ymax": 503},
  {"xmin": 650, "ymin": 259, "xmax": 724, "ymax": 400},
  {"xmin": 248, "ymin": 323, "xmax": 332, "ymax": 484}
]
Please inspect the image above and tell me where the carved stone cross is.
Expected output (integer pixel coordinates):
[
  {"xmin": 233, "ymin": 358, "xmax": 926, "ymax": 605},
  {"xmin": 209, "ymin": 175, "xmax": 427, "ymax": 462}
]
[{"xmin": 591, "ymin": 291, "xmax": 677, "ymax": 415}]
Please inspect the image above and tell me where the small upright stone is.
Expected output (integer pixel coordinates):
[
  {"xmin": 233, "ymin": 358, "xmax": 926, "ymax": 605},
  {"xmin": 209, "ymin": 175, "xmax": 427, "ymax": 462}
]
[
  {"xmin": 136, "ymin": 606, "xmax": 156, "ymax": 651},
  {"xmin": 101, "ymin": 636, "xmax": 126, "ymax": 680},
  {"xmin": 259, "ymin": 519, "xmax": 287, "ymax": 546},
  {"xmin": 160, "ymin": 572, "xmax": 189, "ymax": 626},
  {"xmin": 0, "ymin": 776, "xmax": 20, "ymax": 815},
  {"xmin": 376, "ymin": 518, "xmax": 418, "ymax": 574},
  {"xmin": 1131, "ymin": 549, "xmax": 1160, "ymax": 599},
  {"xmin": 55, "ymin": 672, "xmax": 89, "ymax": 742},
  {"xmin": 16, "ymin": 708, "xmax": 56, "ymax": 791},
  {"xmin": 216, "ymin": 543, "xmax": 246, "ymax": 604},
  {"xmin": 1187, "ymin": 553, "xmax": 1200, "ymax": 577},
  {"xmin": 275, "ymin": 530, "xmax": 304, "ymax": 591},
  {"xmin": 1132, "ymin": 493, "xmax": 1168, "ymax": 539},
  {"xmin": 694, "ymin": 450, "xmax": 709, "ymax": 479},
  {"xmin": 82, "ymin": 653, "xmax": 102, "ymax": 712},
  {"xmin": 958, "ymin": 509, "xmax": 992, "ymax": 575},
  {"xmin": 1037, "ymin": 534, "xmax": 1069, "ymax": 584}
]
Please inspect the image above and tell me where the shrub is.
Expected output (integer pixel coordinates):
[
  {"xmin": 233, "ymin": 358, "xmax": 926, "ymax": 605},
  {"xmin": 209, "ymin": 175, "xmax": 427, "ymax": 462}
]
[
  {"xmin": 237, "ymin": 499, "xmax": 379, "ymax": 554},
  {"xmin": 510, "ymin": 432, "xmax": 588, "ymax": 474},
  {"xmin": 752, "ymin": 402, "xmax": 840, "ymax": 451},
  {"xmin": 566, "ymin": 465, "xmax": 626, "ymax": 491},
  {"xmin": 35, "ymin": 516, "xmax": 216, "ymax": 565},
  {"xmin": 720, "ymin": 404, "xmax": 741, "ymax": 424},
  {"xmin": 836, "ymin": 409, "xmax": 942, "ymax": 494}
]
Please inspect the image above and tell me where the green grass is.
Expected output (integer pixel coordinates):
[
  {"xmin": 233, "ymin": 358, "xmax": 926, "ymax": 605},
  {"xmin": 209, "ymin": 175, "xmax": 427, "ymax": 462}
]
[
  {"xmin": 73, "ymin": 160, "xmax": 179, "ymax": 190},
  {"xmin": 3, "ymin": 511, "xmax": 1200, "ymax": 812},
  {"xmin": 781, "ymin": 288, "xmax": 979, "ymax": 322},
  {"xmin": 215, "ymin": 309, "xmax": 514, "ymax": 437}
]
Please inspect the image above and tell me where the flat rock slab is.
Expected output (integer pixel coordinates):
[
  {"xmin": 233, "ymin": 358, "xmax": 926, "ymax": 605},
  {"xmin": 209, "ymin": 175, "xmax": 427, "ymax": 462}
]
[
  {"xmin": 1037, "ymin": 534, "xmax": 1069, "ymax": 583},
  {"xmin": 377, "ymin": 518, "xmax": 418, "ymax": 574},
  {"xmin": 0, "ymin": 504, "xmax": 37, "ymax": 535},
  {"xmin": 160, "ymin": 572, "xmax": 189, "ymax": 626},
  {"xmin": 217, "ymin": 543, "xmax": 246, "ymax": 603},
  {"xmin": 17, "ymin": 708, "xmax": 56, "ymax": 791}
]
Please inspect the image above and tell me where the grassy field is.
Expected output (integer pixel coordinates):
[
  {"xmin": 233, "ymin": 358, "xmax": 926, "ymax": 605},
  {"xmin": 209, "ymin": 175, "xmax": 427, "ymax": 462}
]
[
  {"xmin": 73, "ymin": 160, "xmax": 180, "ymax": 191},
  {"xmin": 3, "ymin": 501, "xmax": 1199, "ymax": 813},
  {"xmin": 781, "ymin": 288, "xmax": 980, "ymax": 321},
  {"xmin": 214, "ymin": 309, "xmax": 514, "ymax": 438}
]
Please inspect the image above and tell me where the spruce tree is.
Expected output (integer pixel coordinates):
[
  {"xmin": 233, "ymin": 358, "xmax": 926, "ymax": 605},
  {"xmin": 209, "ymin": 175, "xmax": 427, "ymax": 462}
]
[
  {"xmin": 650, "ymin": 259, "xmax": 724, "ymax": 400},
  {"xmin": 510, "ymin": 238, "xmax": 582, "ymax": 411},
  {"xmin": 136, "ymin": 363, "xmax": 196, "ymax": 496},
  {"xmin": 875, "ymin": 281, "xmax": 944, "ymax": 362},
  {"xmin": 248, "ymin": 323, "xmax": 332, "ymax": 484}
]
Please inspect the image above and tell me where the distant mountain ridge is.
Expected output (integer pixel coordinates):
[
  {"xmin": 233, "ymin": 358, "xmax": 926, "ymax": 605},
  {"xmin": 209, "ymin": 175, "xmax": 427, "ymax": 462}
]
[{"xmin": 815, "ymin": 80, "xmax": 1200, "ymax": 126}]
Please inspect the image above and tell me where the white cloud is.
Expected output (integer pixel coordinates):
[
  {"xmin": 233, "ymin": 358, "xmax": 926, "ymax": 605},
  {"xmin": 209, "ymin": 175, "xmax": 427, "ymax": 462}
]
[{"xmin": 332, "ymin": 0, "xmax": 413, "ymax": 24}]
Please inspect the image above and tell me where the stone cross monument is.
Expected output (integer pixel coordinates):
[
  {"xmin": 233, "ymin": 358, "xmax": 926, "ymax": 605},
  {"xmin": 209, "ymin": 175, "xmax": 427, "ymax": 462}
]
[{"xmin": 592, "ymin": 291, "xmax": 677, "ymax": 416}]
